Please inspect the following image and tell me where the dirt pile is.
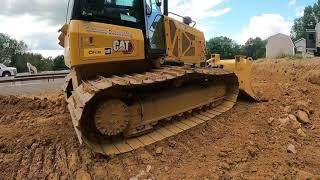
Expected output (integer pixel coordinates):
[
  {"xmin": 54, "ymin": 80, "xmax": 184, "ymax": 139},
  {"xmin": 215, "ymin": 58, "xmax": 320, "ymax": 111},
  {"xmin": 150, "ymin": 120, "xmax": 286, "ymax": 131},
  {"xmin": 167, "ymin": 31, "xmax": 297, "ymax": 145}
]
[
  {"xmin": 306, "ymin": 70, "xmax": 320, "ymax": 85},
  {"xmin": 0, "ymin": 94, "xmax": 68, "ymax": 125},
  {"xmin": 0, "ymin": 58, "xmax": 319, "ymax": 179}
]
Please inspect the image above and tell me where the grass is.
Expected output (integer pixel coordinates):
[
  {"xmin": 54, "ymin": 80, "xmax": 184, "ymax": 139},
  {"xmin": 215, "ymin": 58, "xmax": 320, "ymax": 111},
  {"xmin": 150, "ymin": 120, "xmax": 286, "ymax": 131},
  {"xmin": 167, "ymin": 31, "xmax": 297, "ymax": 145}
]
[
  {"xmin": 254, "ymin": 58, "xmax": 266, "ymax": 63},
  {"xmin": 276, "ymin": 54, "xmax": 304, "ymax": 60}
]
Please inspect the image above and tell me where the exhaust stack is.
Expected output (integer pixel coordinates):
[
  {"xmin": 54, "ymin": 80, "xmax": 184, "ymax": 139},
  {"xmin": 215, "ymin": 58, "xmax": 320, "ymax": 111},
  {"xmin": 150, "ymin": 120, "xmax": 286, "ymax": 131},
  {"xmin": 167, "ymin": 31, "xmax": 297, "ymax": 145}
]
[{"xmin": 163, "ymin": 0, "xmax": 168, "ymax": 16}]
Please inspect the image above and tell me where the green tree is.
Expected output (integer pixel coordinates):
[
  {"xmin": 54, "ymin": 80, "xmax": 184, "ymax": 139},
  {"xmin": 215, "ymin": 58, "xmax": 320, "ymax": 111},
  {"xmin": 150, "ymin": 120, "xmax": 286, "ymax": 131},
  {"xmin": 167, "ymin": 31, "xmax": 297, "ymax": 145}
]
[
  {"xmin": 10, "ymin": 53, "xmax": 55, "ymax": 73},
  {"xmin": 0, "ymin": 33, "xmax": 27, "ymax": 64},
  {"xmin": 313, "ymin": 0, "xmax": 320, "ymax": 22},
  {"xmin": 0, "ymin": 33, "xmax": 66, "ymax": 73},
  {"xmin": 303, "ymin": 6, "xmax": 317, "ymax": 29},
  {"xmin": 206, "ymin": 36, "xmax": 241, "ymax": 59},
  {"xmin": 291, "ymin": 18, "xmax": 304, "ymax": 41},
  {"xmin": 291, "ymin": 5, "xmax": 318, "ymax": 41},
  {"xmin": 241, "ymin": 37, "xmax": 266, "ymax": 60},
  {"xmin": 53, "ymin": 55, "xmax": 68, "ymax": 71}
]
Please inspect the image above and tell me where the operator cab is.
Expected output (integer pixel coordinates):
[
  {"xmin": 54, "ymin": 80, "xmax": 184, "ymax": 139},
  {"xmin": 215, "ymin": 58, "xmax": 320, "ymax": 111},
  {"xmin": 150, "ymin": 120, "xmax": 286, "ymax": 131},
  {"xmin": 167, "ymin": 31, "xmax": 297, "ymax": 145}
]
[{"xmin": 67, "ymin": 0, "xmax": 166, "ymax": 59}]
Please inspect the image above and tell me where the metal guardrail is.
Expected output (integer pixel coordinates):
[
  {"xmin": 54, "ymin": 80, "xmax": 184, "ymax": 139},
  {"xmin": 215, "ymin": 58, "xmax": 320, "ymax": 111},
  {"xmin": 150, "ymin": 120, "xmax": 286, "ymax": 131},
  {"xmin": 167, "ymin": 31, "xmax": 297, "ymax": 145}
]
[
  {"xmin": 0, "ymin": 73, "xmax": 68, "ymax": 83},
  {"xmin": 15, "ymin": 72, "xmax": 69, "ymax": 78}
]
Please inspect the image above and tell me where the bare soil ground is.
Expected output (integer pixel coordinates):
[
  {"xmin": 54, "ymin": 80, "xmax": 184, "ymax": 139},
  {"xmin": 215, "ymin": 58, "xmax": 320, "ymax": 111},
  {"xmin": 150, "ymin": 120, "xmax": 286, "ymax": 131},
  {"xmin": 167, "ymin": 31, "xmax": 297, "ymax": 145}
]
[{"xmin": 0, "ymin": 58, "xmax": 320, "ymax": 179}]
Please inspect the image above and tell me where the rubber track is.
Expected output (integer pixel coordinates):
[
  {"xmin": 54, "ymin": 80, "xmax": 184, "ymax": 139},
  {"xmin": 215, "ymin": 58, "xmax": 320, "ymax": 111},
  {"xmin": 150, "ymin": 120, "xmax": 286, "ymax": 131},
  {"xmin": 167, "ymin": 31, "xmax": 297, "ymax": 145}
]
[{"xmin": 67, "ymin": 66, "xmax": 239, "ymax": 156}]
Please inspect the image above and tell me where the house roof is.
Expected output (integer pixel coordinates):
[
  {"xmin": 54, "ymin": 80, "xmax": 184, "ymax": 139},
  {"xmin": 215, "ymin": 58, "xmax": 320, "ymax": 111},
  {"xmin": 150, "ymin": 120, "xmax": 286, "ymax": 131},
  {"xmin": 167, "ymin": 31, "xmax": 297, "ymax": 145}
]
[
  {"xmin": 306, "ymin": 29, "xmax": 316, "ymax": 33},
  {"xmin": 267, "ymin": 33, "xmax": 293, "ymax": 44},
  {"xmin": 294, "ymin": 38, "xmax": 306, "ymax": 44},
  {"xmin": 267, "ymin": 33, "xmax": 290, "ymax": 41}
]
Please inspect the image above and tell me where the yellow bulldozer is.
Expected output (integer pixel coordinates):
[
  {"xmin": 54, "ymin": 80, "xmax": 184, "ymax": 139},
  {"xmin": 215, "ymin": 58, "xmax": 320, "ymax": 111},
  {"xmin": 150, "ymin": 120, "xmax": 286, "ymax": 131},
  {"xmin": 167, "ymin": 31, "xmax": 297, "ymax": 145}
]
[{"xmin": 59, "ymin": 0, "xmax": 257, "ymax": 156}]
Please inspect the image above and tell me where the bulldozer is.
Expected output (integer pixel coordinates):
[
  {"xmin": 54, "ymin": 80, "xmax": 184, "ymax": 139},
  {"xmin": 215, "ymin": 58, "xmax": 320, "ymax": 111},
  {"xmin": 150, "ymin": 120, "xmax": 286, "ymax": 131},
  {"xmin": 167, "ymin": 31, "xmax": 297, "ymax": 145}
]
[{"xmin": 59, "ymin": 0, "xmax": 256, "ymax": 156}]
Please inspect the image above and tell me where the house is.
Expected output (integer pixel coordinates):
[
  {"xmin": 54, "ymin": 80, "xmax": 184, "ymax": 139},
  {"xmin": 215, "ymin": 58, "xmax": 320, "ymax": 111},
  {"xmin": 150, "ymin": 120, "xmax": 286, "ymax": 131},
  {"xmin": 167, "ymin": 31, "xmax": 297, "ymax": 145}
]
[
  {"xmin": 305, "ymin": 23, "xmax": 320, "ymax": 55},
  {"xmin": 295, "ymin": 38, "xmax": 315, "ymax": 57},
  {"xmin": 305, "ymin": 29, "xmax": 316, "ymax": 52},
  {"xmin": 294, "ymin": 23, "xmax": 320, "ymax": 56},
  {"xmin": 266, "ymin": 33, "xmax": 295, "ymax": 58},
  {"xmin": 315, "ymin": 23, "xmax": 320, "ymax": 49},
  {"xmin": 294, "ymin": 38, "xmax": 306, "ymax": 55}
]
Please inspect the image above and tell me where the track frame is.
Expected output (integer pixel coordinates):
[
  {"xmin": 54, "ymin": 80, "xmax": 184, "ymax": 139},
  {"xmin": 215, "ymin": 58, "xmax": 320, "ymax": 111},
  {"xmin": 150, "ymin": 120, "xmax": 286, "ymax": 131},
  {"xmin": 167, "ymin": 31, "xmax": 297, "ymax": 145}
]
[{"xmin": 66, "ymin": 66, "xmax": 239, "ymax": 156}]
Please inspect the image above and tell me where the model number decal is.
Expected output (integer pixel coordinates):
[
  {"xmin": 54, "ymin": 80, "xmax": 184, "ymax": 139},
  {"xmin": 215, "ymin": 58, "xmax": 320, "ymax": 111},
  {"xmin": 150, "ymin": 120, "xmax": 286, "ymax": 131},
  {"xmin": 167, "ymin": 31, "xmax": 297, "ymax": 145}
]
[{"xmin": 84, "ymin": 47, "xmax": 112, "ymax": 57}]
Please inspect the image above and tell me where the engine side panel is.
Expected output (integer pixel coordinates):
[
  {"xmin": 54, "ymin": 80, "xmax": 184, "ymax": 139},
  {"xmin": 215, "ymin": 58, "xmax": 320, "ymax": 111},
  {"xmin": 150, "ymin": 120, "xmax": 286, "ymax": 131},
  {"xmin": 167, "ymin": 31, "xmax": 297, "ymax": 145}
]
[
  {"xmin": 164, "ymin": 16, "xmax": 206, "ymax": 65},
  {"xmin": 61, "ymin": 20, "xmax": 145, "ymax": 68}
]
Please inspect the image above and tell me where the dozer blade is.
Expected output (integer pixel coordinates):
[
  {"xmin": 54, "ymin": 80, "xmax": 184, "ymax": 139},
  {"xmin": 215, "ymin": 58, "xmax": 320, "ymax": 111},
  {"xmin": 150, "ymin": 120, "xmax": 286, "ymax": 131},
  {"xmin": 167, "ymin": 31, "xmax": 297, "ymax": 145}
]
[
  {"xmin": 65, "ymin": 66, "xmax": 239, "ymax": 156},
  {"xmin": 208, "ymin": 54, "xmax": 259, "ymax": 101}
]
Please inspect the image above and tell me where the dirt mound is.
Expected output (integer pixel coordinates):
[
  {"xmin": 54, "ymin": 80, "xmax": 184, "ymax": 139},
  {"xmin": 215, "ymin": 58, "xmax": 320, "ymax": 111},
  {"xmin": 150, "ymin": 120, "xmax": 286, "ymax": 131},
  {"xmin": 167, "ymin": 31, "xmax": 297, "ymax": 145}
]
[
  {"xmin": 306, "ymin": 70, "xmax": 320, "ymax": 85},
  {"xmin": 0, "ymin": 94, "xmax": 67, "ymax": 125},
  {"xmin": 0, "ymin": 58, "xmax": 320, "ymax": 179}
]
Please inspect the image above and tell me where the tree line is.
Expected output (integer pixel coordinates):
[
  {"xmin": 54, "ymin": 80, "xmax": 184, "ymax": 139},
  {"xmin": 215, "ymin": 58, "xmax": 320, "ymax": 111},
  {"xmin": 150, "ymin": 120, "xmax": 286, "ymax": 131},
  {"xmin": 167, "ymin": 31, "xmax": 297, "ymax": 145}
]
[
  {"xmin": 291, "ymin": 0, "xmax": 320, "ymax": 41},
  {"xmin": 0, "ymin": 33, "xmax": 67, "ymax": 73},
  {"xmin": 206, "ymin": 36, "xmax": 266, "ymax": 60}
]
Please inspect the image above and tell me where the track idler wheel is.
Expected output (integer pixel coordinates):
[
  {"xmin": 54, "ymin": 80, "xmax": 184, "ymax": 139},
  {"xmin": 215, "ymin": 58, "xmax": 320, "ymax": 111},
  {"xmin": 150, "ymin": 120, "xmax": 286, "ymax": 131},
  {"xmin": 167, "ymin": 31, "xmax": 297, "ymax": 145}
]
[{"xmin": 94, "ymin": 99, "xmax": 129, "ymax": 136}]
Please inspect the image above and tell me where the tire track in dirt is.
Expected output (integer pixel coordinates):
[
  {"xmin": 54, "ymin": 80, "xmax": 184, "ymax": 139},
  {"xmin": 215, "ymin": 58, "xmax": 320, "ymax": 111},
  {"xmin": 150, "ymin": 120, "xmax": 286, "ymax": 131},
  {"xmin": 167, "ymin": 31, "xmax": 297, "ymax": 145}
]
[
  {"xmin": 43, "ymin": 146, "xmax": 56, "ymax": 175},
  {"xmin": 28, "ymin": 146, "xmax": 44, "ymax": 179},
  {"xmin": 67, "ymin": 148, "xmax": 81, "ymax": 173},
  {"xmin": 54, "ymin": 145, "xmax": 70, "ymax": 178},
  {"xmin": 15, "ymin": 149, "xmax": 35, "ymax": 179}
]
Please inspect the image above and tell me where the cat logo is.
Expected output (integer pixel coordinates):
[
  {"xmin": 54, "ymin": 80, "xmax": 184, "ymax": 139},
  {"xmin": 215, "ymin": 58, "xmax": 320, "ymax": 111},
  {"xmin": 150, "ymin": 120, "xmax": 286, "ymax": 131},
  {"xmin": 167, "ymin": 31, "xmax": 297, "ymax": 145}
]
[{"xmin": 113, "ymin": 40, "xmax": 134, "ymax": 53}]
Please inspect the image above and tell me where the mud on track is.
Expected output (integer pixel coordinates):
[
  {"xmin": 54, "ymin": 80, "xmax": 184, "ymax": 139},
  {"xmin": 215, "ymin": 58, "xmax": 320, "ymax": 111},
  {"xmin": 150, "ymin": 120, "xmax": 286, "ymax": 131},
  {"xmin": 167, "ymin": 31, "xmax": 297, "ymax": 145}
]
[{"xmin": 0, "ymin": 58, "xmax": 320, "ymax": 179}]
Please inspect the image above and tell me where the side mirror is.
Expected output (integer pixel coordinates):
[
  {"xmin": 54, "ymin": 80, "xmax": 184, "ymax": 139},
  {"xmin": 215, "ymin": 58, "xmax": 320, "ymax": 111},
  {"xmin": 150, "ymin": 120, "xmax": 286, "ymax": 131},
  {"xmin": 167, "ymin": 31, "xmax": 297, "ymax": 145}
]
[{"xmin": 156, "ymin": 0, "xmax": 162, "ymax": 6}]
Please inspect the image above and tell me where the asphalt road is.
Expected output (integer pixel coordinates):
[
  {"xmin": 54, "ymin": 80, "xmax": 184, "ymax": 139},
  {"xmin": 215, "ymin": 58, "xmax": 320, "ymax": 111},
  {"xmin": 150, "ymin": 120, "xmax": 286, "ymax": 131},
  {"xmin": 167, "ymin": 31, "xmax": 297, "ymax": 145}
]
[{"xmin": 0, "ymin": 78, "xmax": 65, "ymax": 96}]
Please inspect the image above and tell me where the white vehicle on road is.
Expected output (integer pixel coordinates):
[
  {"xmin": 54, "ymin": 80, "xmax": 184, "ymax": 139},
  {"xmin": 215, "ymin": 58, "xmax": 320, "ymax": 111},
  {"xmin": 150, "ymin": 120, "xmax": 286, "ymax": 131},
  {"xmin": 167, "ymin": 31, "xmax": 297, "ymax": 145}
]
[{"xmin": 0, "ymin": 63, "xmax": 18, "ymax": 77}]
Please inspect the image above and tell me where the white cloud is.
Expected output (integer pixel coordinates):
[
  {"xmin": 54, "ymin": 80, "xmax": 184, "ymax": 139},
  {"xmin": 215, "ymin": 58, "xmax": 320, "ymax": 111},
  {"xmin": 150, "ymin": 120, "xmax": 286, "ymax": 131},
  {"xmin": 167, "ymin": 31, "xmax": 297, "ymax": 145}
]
[
  {"xmin": 295, "ymin": 6, "xmax": 305, "ymax": 17},
  {"xmin": 0, "ymin": 14, "xmax": 63, "ymax": 57},
  {"xmin": 30, "ymin": 50, "xmax": 63, "ymax": 58},
  {"xmin": 237, "ymin": 14, "xmax": 293, "ymax": 44},
  {"xmin": 289, "ymin": 0, "xmax": 297, "ymax": 7},
  {"xmin": 210, "ymin": 8, "xmax": 231, "ymax": 17},
  {"xmin": 169, "ymin": 0, "xmax": 231, "ymax": 22},
  {"xmin": 0, "ymin": 0, "xmax": 66, "ymax": 58},
  {"xmin": 0, "ymin": 0, "xmax": 68, "ymax": 26},
  {"xmin": 0, "ymin": 15, "xmax": 59, "ymax": 40},
  {"xmin": 169, "ymin": 0, "xmax": 231, "ymax": 36}
]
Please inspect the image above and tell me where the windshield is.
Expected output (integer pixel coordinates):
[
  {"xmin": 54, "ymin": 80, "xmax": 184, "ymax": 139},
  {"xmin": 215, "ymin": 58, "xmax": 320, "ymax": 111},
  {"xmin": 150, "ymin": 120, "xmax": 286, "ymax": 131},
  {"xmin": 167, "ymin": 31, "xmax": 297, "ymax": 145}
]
[{"xmin": 80, "ymin": 0, "xmax": 142, "ymax": 23}]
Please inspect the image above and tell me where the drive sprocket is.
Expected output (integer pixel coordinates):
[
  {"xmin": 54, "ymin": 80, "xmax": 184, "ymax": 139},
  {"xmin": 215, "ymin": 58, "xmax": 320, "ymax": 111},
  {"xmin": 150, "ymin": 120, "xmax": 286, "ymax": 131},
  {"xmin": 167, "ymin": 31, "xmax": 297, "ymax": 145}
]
[{"xmin": 94, "ymin": 99, "xmax": 129, "ymax": 136}]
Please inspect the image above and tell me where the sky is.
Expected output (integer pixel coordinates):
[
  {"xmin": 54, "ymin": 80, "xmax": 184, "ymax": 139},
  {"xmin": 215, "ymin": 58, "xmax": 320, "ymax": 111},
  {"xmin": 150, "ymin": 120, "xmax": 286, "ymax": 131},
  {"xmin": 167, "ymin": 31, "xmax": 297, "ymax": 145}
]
[{"xmin": 0, "ymin": 0, "xmax": 317, "ymax": 58}]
